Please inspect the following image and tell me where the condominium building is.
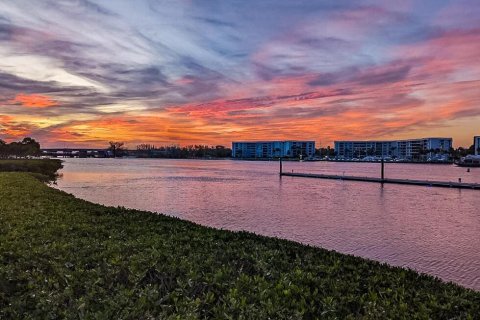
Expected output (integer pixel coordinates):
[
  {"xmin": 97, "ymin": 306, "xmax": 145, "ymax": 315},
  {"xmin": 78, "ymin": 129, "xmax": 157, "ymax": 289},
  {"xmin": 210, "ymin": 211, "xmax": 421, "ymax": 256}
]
[
  {"xmin": 334, "ymin": 138, "xmax": 452, "ymax": 160},
  {"xmin": 232, "ymin": 141, "xmax": 315, "ymax": 158},
  {"xmin": 475, "ymin": 136, "xmax": 480, "ymax": 155}
]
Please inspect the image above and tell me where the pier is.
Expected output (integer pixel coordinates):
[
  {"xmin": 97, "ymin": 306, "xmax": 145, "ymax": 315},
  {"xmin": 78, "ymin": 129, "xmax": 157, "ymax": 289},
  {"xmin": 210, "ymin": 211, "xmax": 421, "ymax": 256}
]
[
  {"xmin": 281, "ymin": 172, "xmax": 480, "ymax": 189},
  {"xmin": 279, "ymin": 158, "xmax": 480, "ymax": 190}
]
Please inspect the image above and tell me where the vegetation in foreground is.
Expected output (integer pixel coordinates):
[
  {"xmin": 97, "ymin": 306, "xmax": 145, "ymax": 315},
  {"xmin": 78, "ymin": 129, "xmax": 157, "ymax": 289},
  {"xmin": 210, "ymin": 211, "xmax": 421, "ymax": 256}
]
[
  {"xmin": 0, "ymin": 173, "xmax": 479, "ymax": 319},
  {"xmin": 0, "ymin": 159, "xmax": 63, "ymax": 181}
]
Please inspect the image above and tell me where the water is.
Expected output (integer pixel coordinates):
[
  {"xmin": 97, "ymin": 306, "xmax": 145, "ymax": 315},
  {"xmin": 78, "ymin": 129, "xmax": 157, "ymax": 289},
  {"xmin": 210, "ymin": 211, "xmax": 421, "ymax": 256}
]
[{"xmin": 54, "ymin": 158, "xmax": 480, "ymax": 291}]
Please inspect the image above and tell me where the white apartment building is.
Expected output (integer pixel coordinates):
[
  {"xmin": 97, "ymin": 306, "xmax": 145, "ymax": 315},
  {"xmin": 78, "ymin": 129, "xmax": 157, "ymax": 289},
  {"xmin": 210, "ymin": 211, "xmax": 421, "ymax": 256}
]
[
  {"xmin": 334, "ymin": 137, "xmax": 452, "ymax": 161},
  {"xmin": 232, "ymin": 141, "xmax": 315, "ymax": 158}
]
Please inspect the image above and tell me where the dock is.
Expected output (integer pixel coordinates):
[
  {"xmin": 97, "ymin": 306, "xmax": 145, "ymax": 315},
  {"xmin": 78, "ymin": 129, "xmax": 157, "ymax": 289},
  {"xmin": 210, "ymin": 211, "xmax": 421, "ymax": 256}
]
[{"xmin": 280, "ymin": 172, "xmax": 480, "ymax": 190}]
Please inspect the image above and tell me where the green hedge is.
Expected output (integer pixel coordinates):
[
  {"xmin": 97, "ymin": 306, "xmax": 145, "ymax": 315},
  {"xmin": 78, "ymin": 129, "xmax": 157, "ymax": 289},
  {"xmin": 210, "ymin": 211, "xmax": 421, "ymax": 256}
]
[
  {"xmin": 0, "ymin": 173, "xmax": 478, "ymax": 319},
  {"xmin": 0, "ymin": 159, "xmax": 63, "ymax": 181}
]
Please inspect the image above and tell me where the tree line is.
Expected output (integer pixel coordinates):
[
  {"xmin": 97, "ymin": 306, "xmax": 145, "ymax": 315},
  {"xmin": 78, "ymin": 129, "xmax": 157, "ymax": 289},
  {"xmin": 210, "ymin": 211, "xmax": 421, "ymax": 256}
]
[
  {"xmin": 134, "ymin": 144, "xmax": 232, "ymax": 158},
  {"xmin": 0, "ymin": 137, "xmax": 41, "ymax": 159},
  {"xmin": 1, "ymin": 137, "xmax": 475, "ymax": 160},
  {"xmin": 451, "ymin": 145, "xmax": 479, "ymax": 158}
]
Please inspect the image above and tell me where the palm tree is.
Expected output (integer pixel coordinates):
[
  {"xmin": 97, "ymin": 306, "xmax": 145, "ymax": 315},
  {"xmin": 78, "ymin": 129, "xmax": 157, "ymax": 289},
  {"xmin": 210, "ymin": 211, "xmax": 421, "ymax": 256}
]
[
  {"xmin": 389, "ymin": 146, "xmax": 397, "ymax": 159},
  {"xmin": 109, "ymin": 141, "xmax": 124, "ymax": 158},
  {"xmin": 274, "ymin": 147, "xmax": 281, "ymax": 158}
]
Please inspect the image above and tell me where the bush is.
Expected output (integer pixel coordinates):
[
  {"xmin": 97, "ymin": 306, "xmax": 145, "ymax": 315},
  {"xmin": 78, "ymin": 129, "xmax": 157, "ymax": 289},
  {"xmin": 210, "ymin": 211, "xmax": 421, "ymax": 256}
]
[
  {"xmin": 0, "ymin": 173, "xmax": 479, "ymax": 318},
  {"xmin": 0, "ymin": 159, "xmax": 63, "ymax": 181}
]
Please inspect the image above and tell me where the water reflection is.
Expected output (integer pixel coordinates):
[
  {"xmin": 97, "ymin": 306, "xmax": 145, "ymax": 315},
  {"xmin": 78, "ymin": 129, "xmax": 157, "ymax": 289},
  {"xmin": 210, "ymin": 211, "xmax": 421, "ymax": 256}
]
[{"xmin": 55, "ymin": 158, "xmax": 480, "ymax": 290}]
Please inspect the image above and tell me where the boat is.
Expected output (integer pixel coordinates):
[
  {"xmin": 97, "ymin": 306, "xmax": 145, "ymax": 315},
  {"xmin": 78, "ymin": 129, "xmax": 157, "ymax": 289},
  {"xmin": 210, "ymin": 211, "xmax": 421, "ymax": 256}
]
[{"xmin": 455, "ymin": 155, "xmax": 480, "ymax": 167}]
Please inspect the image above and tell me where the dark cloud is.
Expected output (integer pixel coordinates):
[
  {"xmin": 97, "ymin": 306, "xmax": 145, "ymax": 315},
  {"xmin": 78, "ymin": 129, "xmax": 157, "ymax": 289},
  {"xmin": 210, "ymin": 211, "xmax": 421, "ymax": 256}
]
[
  {"xmin": 270, "ymin": 105, "xmax": 350, "ymax": 120},
  {"xmin": 296, "ymin": 36, "xmax": 353, "ymax": 50},
  {"xmin": 307, "ymin": 63, "xmax": 412, "ymax": 87},
  {"xmin": 32, "ymin": 39, "xmax": 95, "ymax": 58},
  {"xmin": 75, "ymin": 64, "xmax": 171, "ymax": 97},
  {"xmin": 0, "ymin": 23, "xmax": 13, "ymax": 40},
  {"xmin": 352, "ymin": 65, "xmax": 411, "ymax": 86},
  {"xmin": 276, "ymin": 89, "xmax": 352, "ymax": 101},
  {"xmin": 172, "ymin": 58, "xmax": 233, "ymax": 101},
  {"xmin": 193, "ymin": 17, "xmax": 236, "ymax": 28},
  {"xmin": 0, "ymin": 72, "xmax": 87, "ymax": 94},
  {"xmin": 307, "ymin": 73, "xmax": 340, "ymax": 86},
  {"xmin": 46, "ymin": 0, "xmax": 116, "ymax": 17},
  {"xmin": 252, "ymin": 62, "xmax": 283, "ymax": 81}
]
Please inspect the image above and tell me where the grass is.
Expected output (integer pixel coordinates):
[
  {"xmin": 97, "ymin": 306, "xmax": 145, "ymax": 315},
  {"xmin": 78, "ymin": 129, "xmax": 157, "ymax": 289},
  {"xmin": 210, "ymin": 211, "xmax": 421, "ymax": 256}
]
[
  {"xmin": 0, "ymin": 172, "xmax": 479, "ymax": 319},
  {"xmin": 0, "ymin": 159, "xmax": 63, "ymax": 181}
]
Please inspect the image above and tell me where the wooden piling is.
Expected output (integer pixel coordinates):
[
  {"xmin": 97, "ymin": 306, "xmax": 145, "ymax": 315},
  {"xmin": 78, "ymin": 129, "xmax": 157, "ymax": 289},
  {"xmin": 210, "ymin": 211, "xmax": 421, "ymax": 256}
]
[{"xmin": 381, "ymin": 158, "xmax": 385, "ymax": 181}]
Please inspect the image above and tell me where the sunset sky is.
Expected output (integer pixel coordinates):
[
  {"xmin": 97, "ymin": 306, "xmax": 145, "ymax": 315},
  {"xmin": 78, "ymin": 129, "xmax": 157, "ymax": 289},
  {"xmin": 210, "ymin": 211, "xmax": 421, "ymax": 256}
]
[{"xmin": 0, "ymin": 0, "xmax": 479, "ymax": 148}]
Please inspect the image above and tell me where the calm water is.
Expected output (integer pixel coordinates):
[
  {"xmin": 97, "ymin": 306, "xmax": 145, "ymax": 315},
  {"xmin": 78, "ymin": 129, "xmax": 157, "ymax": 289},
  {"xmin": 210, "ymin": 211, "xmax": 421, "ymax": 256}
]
[{"xmin": 55, "ymin": 158, "xmax": 480, "ymax": 290}]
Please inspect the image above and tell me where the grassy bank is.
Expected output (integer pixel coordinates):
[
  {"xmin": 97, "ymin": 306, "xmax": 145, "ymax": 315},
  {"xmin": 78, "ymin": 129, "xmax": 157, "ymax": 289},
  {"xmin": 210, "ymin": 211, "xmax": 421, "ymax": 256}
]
[
  {"xmin": 0, "ymin": 173, "xmax": 479, "ymax": 319},
  {"xmin": 0, "ymin": 159, "xmax": 62, "ymax": 181}
]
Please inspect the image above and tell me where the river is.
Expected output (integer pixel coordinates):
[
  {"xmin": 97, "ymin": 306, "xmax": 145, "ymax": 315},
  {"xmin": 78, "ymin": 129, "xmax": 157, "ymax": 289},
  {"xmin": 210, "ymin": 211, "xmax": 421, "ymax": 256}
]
[{"xmin": 54, "ymin": 158, "xmax": 480, "ymax": 290}]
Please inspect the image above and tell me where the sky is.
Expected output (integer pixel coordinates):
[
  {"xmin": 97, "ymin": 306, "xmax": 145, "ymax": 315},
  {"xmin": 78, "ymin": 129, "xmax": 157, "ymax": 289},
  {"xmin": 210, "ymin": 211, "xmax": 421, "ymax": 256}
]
[{"xmin": 0, "ymin": 0, "xmax": 479, "ymax": 148}]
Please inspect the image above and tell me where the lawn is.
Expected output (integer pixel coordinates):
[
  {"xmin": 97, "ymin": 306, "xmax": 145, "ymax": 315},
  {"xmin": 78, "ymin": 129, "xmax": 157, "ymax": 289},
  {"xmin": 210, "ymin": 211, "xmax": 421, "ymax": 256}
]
[{"xmin": 0, "ymin": 172, "xmax": 479, "ymax": 319}]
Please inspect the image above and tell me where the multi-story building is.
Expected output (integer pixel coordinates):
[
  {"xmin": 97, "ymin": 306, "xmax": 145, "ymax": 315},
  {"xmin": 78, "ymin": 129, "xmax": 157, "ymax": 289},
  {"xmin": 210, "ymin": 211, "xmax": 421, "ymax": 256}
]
[
  {"xmin": 232, "ymin": 141, "xmax": 315, "ymax": 159},
  {"xmin": 334, "ymin": 138, "xmax": 452, "ymax": 161},
  {"xmin": 475, "ymin": 136, "xmax": 480, "ymax": 156},
  {"xmin": 334, "ymin": 141, "xmax": 397, "ymax": 159}
]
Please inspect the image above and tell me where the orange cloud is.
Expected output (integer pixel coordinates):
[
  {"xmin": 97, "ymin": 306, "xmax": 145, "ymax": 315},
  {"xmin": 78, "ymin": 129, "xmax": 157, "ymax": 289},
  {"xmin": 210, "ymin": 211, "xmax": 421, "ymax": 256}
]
[
  {"xmin": 40, "ymin": 114, "xmax": 229, "ymax": 147},
  {"xmin": 0, "ymin": 115, "xmax": 34, "ymax": 138},
  {"xmin": 11, "ymin": 94, "xmax": 58, "ymax": 108}
]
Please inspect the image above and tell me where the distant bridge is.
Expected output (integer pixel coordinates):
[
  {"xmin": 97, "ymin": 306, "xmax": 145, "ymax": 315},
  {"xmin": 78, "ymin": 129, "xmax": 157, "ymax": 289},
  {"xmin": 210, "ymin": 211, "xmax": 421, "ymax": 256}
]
[{"xmin": 41, "ymin": 148, "xmax": 109, "ymax": 158}]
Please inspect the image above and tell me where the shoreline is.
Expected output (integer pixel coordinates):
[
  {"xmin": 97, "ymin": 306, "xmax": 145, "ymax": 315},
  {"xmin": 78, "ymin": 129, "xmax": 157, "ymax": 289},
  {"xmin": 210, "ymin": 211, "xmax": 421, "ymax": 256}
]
[
  {"xmin": 48, "ymin": 156, "xmax": 458, "ymax": 165},
  {"xmin": 1, "ymin": 169, "xmax": 479, "ymax": 318}
]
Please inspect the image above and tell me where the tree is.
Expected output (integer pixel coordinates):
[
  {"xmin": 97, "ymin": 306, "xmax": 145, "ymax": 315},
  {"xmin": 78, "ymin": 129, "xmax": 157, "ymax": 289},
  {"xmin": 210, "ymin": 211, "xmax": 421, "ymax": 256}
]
[
  {"xmin": 273, "ymin": 147, "xmax": 280, "ymax": 157},
  {"xmin": 467, "ymin": 144, "xmax": 475, "ymax": 155},
  {"xmin": 326, "ymin": 146, "xmax": 335, "ymax": 157},
  {"xmin": 108, "ymin": 141, "xmax": 124, "ymax": 158},
  {"xmin": 21, "ymin": 137, "xmax": 41, "ymax": 157},
  {"xmin": 316, "ymin": 147, "xmax": 335, "ymax": 158},
  {"xmin": 367, "ymin": 147, "xmax": 375, "ymax": 157},
  {"xmin": 214, "ymin": 145, "xmax": 230, "ymax": 158},
  {"xmin": 0, "ymin": 137, "xmax": 41, "ymax": 158},
  {"xmin": 0, "ymin": 140, "xmax": 6, "ymax": 159},
  {"xmin": 389, "ymin": 146, "xmax": 397, "ymax": 159}
]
